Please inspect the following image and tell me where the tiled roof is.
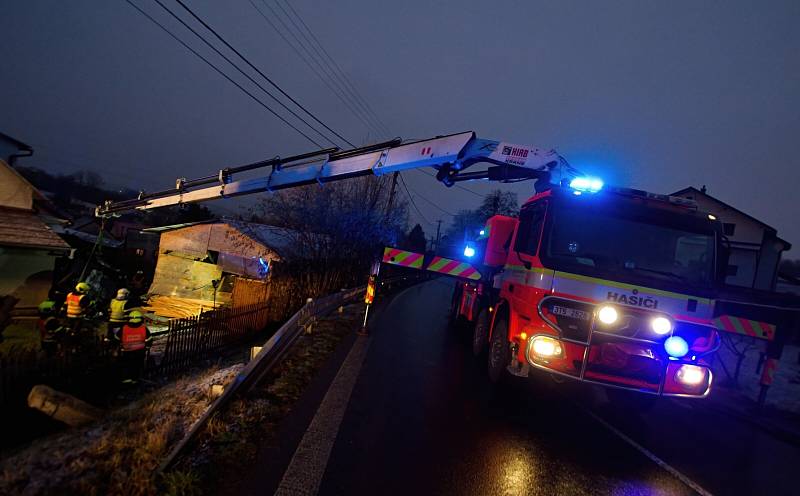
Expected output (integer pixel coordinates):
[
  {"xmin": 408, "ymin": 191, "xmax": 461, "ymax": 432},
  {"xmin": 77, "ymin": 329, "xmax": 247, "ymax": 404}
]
[{"xmin": 0, "ymin": 207, "xmax": 70, "ymax": 251}]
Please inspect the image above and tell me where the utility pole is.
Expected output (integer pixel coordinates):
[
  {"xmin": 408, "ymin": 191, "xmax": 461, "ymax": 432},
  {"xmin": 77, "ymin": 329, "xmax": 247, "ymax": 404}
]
[
  {"xmin": 384, "ymin": 171, "xmax": 399, "ymax": 218},
  {"xmin": 435, "ymin": 220, "xmax": 442, "ymax": 252}
]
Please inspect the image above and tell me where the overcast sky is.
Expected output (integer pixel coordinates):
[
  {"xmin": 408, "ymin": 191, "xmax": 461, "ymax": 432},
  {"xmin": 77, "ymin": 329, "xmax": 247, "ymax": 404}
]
[{"xmin": 1, "ymin": 0, "xmax": 798, "ymax": 254}]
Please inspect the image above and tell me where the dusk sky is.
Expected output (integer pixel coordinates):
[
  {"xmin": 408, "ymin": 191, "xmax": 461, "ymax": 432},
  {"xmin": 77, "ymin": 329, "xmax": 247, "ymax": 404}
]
[{"xmin": 2, "ymin": 1, "xmax": 798, "ymax": 254}]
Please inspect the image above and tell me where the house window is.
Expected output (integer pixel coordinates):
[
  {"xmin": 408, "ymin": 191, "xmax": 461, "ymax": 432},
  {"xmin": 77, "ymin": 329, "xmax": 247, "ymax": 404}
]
[{"xmin": 723, "ymin": 223, "xmax": 736, "ymax": 236}]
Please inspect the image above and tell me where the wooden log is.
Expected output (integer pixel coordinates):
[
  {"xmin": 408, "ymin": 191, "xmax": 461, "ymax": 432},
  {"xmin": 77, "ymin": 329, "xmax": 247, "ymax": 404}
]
[{"xmin": 27, "ymin": 384, "xmax": 104, "ymax": 427}]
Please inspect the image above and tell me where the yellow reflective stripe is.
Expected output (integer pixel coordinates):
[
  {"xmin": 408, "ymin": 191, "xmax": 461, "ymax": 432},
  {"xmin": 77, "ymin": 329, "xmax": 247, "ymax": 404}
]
[{"xmin": 553, "ymin": 271, "xmax": 711, "ymax": 304}]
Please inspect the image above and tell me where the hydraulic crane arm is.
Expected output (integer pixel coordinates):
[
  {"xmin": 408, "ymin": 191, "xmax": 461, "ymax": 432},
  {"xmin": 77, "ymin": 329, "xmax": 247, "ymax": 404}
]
[{"xmin": 96, "ymin": 131, "xmax": 565, "ymax": 216}]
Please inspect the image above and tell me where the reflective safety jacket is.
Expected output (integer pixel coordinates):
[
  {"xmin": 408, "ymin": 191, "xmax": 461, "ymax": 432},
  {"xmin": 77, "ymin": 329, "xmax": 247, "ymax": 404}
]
[
  {"xmin": 66, "ymin": 292, "xmax": 85, "ymax": 318},
  {"xmin": 121, "ymin": 323, "xmax": 147, "ymax": 352},
  {"xmin": 109, "ymin": 299, "xmax": 128, "ymax": 322}
]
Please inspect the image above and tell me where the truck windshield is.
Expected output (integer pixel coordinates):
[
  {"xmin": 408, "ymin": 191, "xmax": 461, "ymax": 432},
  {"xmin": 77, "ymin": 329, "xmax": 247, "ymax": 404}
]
[{"xmin": 545, "ymin": 201, "xmax": 716, "ymax": 287}]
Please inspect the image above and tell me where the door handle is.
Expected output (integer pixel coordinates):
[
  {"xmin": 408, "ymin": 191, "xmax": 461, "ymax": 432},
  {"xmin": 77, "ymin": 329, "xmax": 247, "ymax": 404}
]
[{"xmin": 508, "ymin": 284, "xmax": 514, "ymax": 293}]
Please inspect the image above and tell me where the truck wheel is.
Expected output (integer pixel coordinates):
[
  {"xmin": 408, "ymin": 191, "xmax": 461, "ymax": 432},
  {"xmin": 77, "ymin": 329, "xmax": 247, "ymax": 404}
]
[
  {"xmin": 472, "ymin": 308, "xmax": 490, "ymax": 357},
  {"xmin": 487, "ymin": 318, "xmax": 511, "ymax": 383}
]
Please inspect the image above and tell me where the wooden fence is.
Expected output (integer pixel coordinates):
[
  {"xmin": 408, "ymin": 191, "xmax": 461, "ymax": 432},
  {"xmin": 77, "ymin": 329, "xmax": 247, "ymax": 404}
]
[
  {"xmin": 0, "ymin": 338, "xmax": 115, "ymax": 408},
  {"xmin": 154, "ymin": 301, "xmax": 271, "ymax": 377}
]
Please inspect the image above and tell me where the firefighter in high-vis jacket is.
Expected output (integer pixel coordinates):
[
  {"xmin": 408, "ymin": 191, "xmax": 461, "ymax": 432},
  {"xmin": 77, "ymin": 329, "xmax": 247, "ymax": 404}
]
[
  {"xmin": 108, "ymin": 288, "xmax": 131, "ymax": 341},
  {"xmin": 115, "ymin": 310, "xmax": 150, "ymax": 382},
  {"xmin": 37, "ymin": 300, "xmax": 63, "ymax": 355},
  {"xmin": 64, "ymin": 282, "xmax": 92, "ymax": 331}
]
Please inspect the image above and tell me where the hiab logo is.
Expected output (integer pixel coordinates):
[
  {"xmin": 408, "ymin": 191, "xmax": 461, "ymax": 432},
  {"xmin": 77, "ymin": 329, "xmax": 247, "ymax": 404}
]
[{"xmin": 606, "ymin": 288, "xmax": 659, "ymax": 309}]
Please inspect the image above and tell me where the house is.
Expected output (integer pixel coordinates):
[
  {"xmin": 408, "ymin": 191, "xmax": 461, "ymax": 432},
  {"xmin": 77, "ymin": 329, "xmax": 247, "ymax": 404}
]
[
  {"xmin": 0, "ymin": 132, "xmax": 33, "ymax": 167},
  {"xmin": 672, "ymin": 186, "xmax": 791, "ymax": 291},
  {"xmin": 143, "ymin": 220, "xmax": 294, "ymax": 317},
  {"xmin": 0, "ymin": 157, "xmax": 71, "ymax": 308}
]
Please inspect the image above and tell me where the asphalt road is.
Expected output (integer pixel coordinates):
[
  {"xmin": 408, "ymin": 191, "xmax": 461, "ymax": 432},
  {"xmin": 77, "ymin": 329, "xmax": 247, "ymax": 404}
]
[{"xmin": 271, "ymin": 279, "xmax": 800, "ymax": 495}]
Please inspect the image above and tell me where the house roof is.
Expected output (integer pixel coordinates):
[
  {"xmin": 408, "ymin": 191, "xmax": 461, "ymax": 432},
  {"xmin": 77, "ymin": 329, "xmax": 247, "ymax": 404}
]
[
  {"xmin": 0, "ymin": 132, "xmax": 32, "ymax": 152},
  {"xmin": 0, "ymin": 207, "xmax": 71, "ymax": 251},
  {"xmin": 141, "ymin": 220, "xmax": 215, "ymax": 233},
  {"xmin": 671, "ymin": 187, "xmax": 775, "ymax": 230},
  {"xmin": 671, "ymin": 186, "xmax": 791, "ymax": 251}
]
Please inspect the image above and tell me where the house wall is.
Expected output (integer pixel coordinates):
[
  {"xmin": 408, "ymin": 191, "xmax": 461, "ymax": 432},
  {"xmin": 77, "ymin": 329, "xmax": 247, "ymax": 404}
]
[
  {"xmin": 0, "ymin": 160, "xmax": 34, "ymax": 210},
  {"xmin": 0, "ymin": 246, "xmax": 56, "ymax": 307}
]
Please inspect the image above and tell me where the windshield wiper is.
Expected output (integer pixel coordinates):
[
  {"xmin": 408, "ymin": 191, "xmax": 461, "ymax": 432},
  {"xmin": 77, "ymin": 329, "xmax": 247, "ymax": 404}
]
[{"xmin": 627, "ymin": 266, "xmax": 686, "ymax": 282}]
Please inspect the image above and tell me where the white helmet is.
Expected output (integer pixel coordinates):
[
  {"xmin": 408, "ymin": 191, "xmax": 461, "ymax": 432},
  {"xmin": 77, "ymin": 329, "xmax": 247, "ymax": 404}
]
[{"xmin": 116, "ymin": 288, "xmax": 130, "ymax": 300}]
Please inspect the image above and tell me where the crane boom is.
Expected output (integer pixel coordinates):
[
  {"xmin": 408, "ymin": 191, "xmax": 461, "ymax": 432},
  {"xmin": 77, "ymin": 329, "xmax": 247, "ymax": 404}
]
[{"xmin": 96, "ymin": 131, "xmax": 564, "ymax": 216}]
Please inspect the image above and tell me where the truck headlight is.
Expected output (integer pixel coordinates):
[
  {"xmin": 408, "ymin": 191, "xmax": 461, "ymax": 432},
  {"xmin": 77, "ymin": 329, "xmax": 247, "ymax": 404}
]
[
  {"xmin": 597, "ymin": 305, "xmax": 618, "ymax": 325},
  {"xmin": 650, "ymin": 316, "xmax": 672, "ymax": 335},
  {"xmin": 675, "ymin": 364, "xmax": 707, "ymax": 386},
  {"xmin": 529, "ymin": 336, "xmax": 563, "ymax": 359}
]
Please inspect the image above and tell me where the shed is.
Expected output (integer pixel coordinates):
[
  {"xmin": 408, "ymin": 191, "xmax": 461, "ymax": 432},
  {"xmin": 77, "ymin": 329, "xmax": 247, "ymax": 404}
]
[{"xmin": 144, "ymin": 221, "xmax": 291, "ymax": 317}]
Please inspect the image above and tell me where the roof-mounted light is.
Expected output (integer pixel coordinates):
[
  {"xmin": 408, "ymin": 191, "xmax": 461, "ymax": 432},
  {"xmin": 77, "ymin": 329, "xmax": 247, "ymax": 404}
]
[{"xmin": 569, "ymin": 177, "xmax": 604, "ymax": 193}]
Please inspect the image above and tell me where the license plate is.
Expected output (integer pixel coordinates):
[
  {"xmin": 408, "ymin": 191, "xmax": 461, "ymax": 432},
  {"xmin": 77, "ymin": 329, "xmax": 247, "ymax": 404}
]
[{"xmin": 551, "ymin": 305, "xmax": 590, "ymax": 320}]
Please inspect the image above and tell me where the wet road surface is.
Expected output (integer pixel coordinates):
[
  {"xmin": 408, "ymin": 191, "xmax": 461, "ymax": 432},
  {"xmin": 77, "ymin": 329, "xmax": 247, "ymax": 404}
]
[{"xmin": 270, "ymin": 280, "xmax": 800, "ymax": 495}]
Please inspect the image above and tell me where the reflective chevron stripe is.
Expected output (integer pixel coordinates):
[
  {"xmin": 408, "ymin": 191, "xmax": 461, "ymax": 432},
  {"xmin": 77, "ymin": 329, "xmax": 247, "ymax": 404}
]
[
  {"xmin": 713, "ymin": 315, "xmax": 776, "ymax": 341},
  {"xmin": 382, "ymin": 247, "xmax": 424, "ymax": 269},
  {"xmin": 427, "ymin": 256, "xmax": 481, "ymax": 280}
]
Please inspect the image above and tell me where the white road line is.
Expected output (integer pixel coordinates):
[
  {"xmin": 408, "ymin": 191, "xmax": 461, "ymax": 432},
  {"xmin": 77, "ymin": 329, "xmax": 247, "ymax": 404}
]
[
  {"xmin": 274, "ymin": 335, "xmax": 370, "ymax": 496},
  {"xmin": 579, "ymin": 405, "xmax": 715, "ymax": 496}
]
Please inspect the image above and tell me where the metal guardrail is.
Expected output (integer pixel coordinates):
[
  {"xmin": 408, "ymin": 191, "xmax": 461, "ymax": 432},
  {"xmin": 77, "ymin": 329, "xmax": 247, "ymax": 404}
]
[{"xmin": 158, "ymin": 285, "xmax": 366, "ymax": 472}]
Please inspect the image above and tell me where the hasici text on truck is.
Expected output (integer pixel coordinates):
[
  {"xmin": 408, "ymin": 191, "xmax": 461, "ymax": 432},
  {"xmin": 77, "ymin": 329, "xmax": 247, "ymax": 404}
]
[{"xmin": 456, "ymin": 179, "xmax": 724, "ymax": 398}]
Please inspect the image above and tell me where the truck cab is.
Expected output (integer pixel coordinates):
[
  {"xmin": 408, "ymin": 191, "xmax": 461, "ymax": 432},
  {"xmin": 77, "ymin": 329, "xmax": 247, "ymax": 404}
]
[{"xmin": 460, "ymin": 179, "xmax": 724, "ymax": 398}]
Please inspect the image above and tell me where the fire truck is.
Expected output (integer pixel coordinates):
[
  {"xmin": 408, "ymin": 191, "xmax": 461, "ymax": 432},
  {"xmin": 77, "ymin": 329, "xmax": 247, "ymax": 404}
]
[
  {"xmin": 453, "ymin": 179, "xmax": 722, "ymax": 398},
  {"xmin": 98, "ymin": 131, "xmax": 724, "ymax": 398}
]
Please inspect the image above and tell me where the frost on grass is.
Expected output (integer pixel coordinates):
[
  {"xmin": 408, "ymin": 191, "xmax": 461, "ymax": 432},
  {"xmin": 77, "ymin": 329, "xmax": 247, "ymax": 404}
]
[{"xmin": 0, "ymin": 363, "xmax": 243, "ymax": 496}]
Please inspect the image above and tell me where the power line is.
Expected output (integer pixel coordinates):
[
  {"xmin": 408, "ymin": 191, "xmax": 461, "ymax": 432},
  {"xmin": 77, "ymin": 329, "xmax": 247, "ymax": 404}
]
[
  {"xmin": 403, "ymin": 181, "xmax": 456, "ymax": 216},
  {"xmin": 171, "ymin": 0, "xmax": 355, "ymax": 148},
  {"xmin": 124, "ymin": 0, "xmax": 325, "ymax": 147},
  {"xmin": 151, "ymin": 0, "xmax": 339, "ymax": 148},
  {"xmin": 251, "ymin": 0, "xmax": 382, "ymax": 140},
  {"xmin": 398, "ymin": 174, "xmax": 433, "ymax": 226},
  {"xmin": 275, "ymin": 0, "xmax": 390, "ymax": 137},
  {"xmin": 281, "ymin": 0, "xmax": 390, "ymax": 136}
]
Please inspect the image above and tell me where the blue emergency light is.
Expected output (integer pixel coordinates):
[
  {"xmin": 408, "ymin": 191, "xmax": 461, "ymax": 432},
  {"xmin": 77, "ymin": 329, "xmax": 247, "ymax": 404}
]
[
  {"xmin": 463, "ymin": 245, "xmax": 476, "ymax": 258},
  {"xmin": 569, "ymin": 177, "xmax": 604, "ymax": 193},
  {"xmin": 664, "ymin": 336, "xmax": 689, "ymax": 358}
]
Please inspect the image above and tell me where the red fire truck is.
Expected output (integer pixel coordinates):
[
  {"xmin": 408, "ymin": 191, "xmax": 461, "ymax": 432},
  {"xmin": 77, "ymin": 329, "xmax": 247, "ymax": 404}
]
[{"xmin": 453, "ymin": 179, "xmax": 723, "ymax": 398}]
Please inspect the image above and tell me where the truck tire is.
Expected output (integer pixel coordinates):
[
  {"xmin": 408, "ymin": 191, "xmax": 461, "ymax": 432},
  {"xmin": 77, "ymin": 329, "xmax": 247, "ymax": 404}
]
[
  {"xmin": 472, "ymin": 308, "xmax": 490, "ymax": 358},
  {"xmin": 487, "ymin": 317, "xmax": 511, "ymax": 383}
]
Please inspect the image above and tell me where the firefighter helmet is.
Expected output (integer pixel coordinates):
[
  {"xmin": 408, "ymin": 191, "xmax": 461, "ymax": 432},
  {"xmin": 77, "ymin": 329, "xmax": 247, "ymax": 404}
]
[
  {"xmin": 128, "ymin": 310, "xmax": 144, "ymax": 323},
  {"xmin": 38, "ymin": 300, "xmax": 56, "ymax": 315},
  {"xmin": 75, "ymin": 282, "xmax": 90, "ymax": 294},
  {"xmin": 116, "ymin": 288, "xmax": 130, "ymax": 300}
]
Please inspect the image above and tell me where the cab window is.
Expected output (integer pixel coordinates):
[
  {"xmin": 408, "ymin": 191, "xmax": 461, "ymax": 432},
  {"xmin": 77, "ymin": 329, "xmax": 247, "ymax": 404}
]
[{"xmin": 515, "ymin": 202, "xmax": 547, "ymax": 256}]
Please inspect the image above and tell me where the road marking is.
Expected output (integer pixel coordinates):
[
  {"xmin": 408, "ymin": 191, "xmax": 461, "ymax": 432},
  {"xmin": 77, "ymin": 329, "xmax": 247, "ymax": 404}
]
[
  {"xmin": 274, "ymin": 335, "xmax": 371, "ymax": 496},
  {"xmin": 579, "ymin": 405, "xmax": 715, "ymax": 496}
]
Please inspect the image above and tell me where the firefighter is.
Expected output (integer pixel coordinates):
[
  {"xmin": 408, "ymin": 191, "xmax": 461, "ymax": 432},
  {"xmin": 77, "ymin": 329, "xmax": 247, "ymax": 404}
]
[
  {"xmin": 64, "ymin": 282, "xmax": 92, "ymax": 332},
  {"xmin": 115, "ymin": 310, "xmax": 150, "ymax": 382},
  {"xmin": 108, "ymin": 288, "xmax": 130, "ymax": 342},
  {"xmin": 37, "ymin": 300, "xmax": 63, "ymax": 355}
]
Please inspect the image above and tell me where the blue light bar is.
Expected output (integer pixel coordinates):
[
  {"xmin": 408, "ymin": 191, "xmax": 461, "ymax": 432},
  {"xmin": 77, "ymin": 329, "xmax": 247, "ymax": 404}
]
[{"xmin": 569, "ymin": 177, "xmax": 604, "ymax": 193}]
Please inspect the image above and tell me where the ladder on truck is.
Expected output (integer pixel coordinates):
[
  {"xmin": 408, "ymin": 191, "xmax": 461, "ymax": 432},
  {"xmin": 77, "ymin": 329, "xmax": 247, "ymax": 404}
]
[{"xmin": 96, "ymin": 131, "xmax": 569, "ymax": 216}]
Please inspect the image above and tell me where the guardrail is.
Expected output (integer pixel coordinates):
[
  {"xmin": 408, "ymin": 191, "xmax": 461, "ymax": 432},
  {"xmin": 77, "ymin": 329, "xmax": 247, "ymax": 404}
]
[
  {"xmin": 158, "ymin": 274, "xmax": 425, "ymax": 472},
  {"xmin": 158, "ymin": 285, "xmax": 366, "ymax": 472}
]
